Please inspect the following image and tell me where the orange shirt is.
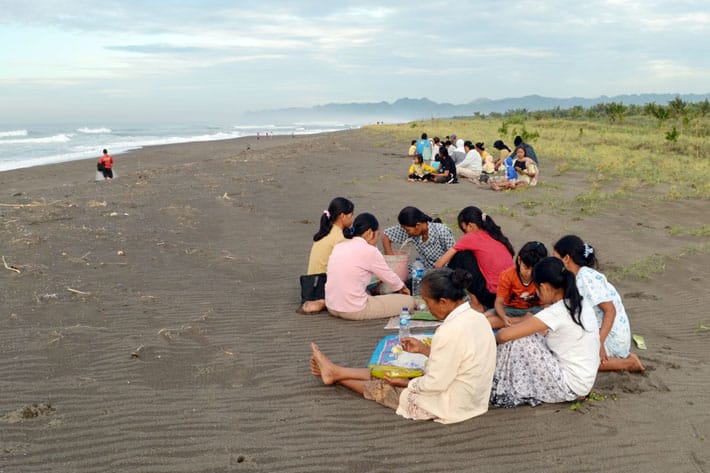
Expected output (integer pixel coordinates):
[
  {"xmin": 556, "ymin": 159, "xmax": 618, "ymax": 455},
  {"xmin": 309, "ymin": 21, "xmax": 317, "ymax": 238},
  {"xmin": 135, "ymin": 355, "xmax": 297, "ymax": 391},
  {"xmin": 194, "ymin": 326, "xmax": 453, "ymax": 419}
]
[
  {"xmin": 99, "ymin": 154, "xmax": 113, "ymax": 169},
  {"xmin": 496, "ymin": 266, "xmax": 542, "ymax": 309}
]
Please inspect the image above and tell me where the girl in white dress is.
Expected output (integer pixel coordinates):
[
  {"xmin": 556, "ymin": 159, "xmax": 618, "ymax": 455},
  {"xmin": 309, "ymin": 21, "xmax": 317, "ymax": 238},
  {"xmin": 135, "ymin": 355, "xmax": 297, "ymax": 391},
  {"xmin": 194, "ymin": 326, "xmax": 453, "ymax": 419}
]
[{"xmin": 554, "ymin": 235, "xmax": 644, "ymax": 372}]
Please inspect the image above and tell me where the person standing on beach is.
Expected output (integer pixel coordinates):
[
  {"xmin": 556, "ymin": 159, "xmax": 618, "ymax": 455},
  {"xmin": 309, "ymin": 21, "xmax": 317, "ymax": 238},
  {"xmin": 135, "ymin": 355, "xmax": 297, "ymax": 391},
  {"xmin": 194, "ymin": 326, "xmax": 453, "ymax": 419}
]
[
  {"xmin": 98, "ymin": 149, "xmax": 114, "ymax": 180},
  {"xmin": 415, "ymin": 133, "xmax": 432, "ymax": 157}
]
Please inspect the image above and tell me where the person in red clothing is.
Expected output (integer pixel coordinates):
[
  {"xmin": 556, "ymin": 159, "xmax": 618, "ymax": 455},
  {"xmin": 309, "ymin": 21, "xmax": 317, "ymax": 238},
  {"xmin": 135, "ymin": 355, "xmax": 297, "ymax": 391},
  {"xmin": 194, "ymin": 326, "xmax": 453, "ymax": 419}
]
[
  {"xmin": 98, "ymin": 149, "xmax": 114, "ymax": 180},
  {"xmin": 434, "ymin": 206, "xmax": 514, "ymax": 312},
  {"xmin": 487, "ymin": 241, "xmax": 548, "ymax": 329}
]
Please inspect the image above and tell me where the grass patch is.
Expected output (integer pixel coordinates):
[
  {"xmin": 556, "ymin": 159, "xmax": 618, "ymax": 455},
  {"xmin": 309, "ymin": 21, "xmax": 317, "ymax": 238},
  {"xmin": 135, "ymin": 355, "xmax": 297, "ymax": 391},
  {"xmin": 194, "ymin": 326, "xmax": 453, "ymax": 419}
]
[
  {"xmin": 565, "ymin": 189, "xmax": 627, "ymax": 215},
  {"xmin": 569, "ymin": 391, "xmax": 616, "ymax": 411},
  {"xmin": 677, "ymin": 241, "xmax": 710, "ymax": 256},
  {"xmin": 668, "ymin": 224, "xmax": 710, "ymax": 237},
  {"xmin": 484, "ymin": 204, "xmax": 517, "ymax": 218},
  {"xmin": 607, "ymin": 254, "xmax": 666, "ymax": 280}
]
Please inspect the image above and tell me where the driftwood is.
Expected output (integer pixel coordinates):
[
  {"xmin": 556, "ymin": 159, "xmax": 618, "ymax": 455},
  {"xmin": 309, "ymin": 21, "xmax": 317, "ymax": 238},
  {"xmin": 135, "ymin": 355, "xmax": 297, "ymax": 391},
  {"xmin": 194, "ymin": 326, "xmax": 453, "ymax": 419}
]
[
  {"xmin": 67, "ymin": 287, "xmax": 90, "ymax": 295},
  {"xmin": 2, "ymin": 256, "xmax": 21, "ymax": 273}
]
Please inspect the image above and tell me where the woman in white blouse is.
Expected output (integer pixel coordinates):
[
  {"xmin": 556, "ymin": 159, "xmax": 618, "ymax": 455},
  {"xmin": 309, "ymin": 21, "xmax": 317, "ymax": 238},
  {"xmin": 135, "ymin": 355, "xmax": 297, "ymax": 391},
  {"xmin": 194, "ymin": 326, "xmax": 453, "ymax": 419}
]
[{"xmin": 309, "ymin": 268, "xmax": 497, "ymax": 424}]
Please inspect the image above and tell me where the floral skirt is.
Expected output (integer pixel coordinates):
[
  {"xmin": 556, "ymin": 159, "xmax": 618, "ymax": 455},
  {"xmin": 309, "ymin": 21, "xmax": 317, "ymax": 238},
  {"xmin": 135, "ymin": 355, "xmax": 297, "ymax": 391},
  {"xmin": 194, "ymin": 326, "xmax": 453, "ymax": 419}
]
[{"xmin": 490, "ymin": 333, "xmax": 577, "ymax": 408}]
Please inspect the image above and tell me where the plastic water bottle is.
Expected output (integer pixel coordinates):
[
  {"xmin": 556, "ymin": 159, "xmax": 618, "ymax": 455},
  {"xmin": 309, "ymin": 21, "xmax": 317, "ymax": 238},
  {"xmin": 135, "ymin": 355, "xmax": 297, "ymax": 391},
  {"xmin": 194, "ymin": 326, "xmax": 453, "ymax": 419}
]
[
  {"xmin": 399, "ymin": 307, "xmax": 411, "ymax": 341},
  {"xmin": 411, "ymin": 258, "xmax": 425, "ymax": 310}
]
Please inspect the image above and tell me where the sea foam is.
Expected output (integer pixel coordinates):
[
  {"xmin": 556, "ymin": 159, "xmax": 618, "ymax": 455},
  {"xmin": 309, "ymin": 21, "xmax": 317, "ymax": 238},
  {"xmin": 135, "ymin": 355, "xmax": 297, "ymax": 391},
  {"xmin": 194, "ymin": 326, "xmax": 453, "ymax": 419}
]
[
  {"xmin": 0, "ymin": 129, "xmax": 29, "ymax": 138},
  {"xmin": 0, "ymin": 133, "xmax": 74, "ymax": 145},
  {"xmin": 77, "ymin": 127, "xmax": 112, "ymax": 134}
]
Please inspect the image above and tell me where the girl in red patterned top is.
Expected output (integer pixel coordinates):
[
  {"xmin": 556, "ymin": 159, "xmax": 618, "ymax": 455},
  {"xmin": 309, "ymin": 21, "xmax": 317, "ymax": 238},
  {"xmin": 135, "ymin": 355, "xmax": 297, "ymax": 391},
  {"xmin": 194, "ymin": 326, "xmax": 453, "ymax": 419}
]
[{"xmin": 435, "ymin": 206, "xmax": 514, "ymax": 312}]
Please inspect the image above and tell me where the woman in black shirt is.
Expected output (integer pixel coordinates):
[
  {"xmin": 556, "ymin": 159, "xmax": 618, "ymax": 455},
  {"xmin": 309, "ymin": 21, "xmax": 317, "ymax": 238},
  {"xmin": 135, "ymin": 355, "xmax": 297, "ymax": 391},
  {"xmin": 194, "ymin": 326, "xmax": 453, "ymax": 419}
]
[{"xmin": 428, "ymin": 147, "xmax": 458, "ymax": 184}]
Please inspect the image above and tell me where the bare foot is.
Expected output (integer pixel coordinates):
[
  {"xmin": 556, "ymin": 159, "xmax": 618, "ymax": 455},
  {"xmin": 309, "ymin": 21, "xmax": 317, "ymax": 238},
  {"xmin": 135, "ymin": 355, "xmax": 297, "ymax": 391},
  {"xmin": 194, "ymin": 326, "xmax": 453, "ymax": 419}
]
[
  {"xmin": 310, "ymin": 343, "xmax": 337, "ymax": 385},
  {"xmin": 627, "ymin": 353, "xmax": 645, "ymax": 372},
  {"xmin": 310, "ymin": 356, "xmax": 321, "ymax": 377},
  {"xmin": 599, "ymin": 353, "xmax": 646, "ymax": 372},
  {"xmin": 302, "ymin": 300, "xmax": 325, "ymax": 314}
]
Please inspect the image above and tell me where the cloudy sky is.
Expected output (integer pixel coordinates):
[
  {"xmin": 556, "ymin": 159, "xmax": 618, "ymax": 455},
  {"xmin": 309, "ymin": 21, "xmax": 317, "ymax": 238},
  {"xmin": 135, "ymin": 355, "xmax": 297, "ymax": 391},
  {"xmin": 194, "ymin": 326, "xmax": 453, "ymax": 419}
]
[{"xmin": 1, "ymin": 0, "xmax": 709, "ymax": 124}]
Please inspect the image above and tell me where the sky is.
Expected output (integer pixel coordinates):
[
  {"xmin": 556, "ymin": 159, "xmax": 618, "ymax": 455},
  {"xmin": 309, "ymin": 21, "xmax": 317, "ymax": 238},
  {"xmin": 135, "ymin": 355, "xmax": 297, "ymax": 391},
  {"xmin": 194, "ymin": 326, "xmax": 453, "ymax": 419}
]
[{"xmin": 1, "ymin": 0, "xmax": 709, "ymax": 124}]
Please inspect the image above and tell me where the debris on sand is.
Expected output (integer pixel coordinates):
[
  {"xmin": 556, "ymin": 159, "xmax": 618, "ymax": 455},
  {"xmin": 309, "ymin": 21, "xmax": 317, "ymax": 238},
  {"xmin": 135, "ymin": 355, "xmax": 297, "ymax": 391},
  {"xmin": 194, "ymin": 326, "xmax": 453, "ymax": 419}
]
[{"xmin": 1, "ymin": 403, "xmax": 55, "ymax": 424}]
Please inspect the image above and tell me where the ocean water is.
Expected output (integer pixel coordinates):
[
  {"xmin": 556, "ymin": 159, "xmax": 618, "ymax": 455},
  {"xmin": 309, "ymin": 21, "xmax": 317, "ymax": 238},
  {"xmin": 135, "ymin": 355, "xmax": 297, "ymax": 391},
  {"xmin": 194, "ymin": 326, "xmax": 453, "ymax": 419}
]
[{"xmin": 0, "ymin": 122, "xmax": 355, "ymax": 172}]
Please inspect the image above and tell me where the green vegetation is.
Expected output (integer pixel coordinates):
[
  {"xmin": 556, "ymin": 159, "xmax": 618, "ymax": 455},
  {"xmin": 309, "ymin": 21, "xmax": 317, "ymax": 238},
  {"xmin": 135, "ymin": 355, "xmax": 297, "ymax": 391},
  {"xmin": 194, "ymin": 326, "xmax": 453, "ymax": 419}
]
[
  {"xmin": 607, "ymin": 254, "xmax": 666, "ymax": 281},
  {"xmin": 367, "ymin": 98, "xmax": 710, "ymax": 200},
  {"xmin": 668, "ymin": 224, "xmax": 710, "ymax": 236},
  {"xmin": 569, "ymin": 391, "xmax": 615, "ymax": 411}
]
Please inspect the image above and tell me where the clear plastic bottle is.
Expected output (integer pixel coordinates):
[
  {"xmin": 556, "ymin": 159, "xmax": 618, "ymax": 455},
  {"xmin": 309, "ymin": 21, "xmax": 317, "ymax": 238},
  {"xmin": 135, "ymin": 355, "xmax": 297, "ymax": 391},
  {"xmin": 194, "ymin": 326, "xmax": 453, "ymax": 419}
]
[
  {"xmin": 411, "ymin": 258, "xmax": 425, "ymax": 311},
  {"xmin": 398, "ymin": 307, "xmax": 411, "ymax": 341}
]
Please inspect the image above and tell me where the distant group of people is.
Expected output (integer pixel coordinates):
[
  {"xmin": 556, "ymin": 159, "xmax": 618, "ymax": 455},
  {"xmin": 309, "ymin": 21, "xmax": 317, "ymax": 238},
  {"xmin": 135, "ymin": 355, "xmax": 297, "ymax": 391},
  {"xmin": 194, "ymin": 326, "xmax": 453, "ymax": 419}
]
[
  {"xmin": 406, "ymin": 133, "xmax": 539, "ymax": 190},
  {"xmin": 302, "ymin": 198, "xmax": 644, "ymax": 424}
]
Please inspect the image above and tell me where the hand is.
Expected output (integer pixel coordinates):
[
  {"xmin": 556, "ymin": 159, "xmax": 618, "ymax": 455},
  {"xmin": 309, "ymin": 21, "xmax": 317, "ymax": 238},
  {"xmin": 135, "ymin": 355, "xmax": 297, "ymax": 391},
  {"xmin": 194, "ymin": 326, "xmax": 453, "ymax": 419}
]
[
  {"xmin": 399, "ymin": 286, "xmax": 411, "ymax": 295},
  {"xmin": 499, "ymin": 314, "xmax": 513, "ymax": 327},
  {"xmin": 600, "ymin": 346, "xmax": 609, "ymax": 364},
  {"xmin": 519, "ymin": 311, "xmax": 535, "ymax": 321},
  {"xmin": 384, "ymin": 377, "xmax": 410, "ymax": 387},
  {"xmin": 400, "ymin": 337, "xmax": 430, "ymax": 356}
]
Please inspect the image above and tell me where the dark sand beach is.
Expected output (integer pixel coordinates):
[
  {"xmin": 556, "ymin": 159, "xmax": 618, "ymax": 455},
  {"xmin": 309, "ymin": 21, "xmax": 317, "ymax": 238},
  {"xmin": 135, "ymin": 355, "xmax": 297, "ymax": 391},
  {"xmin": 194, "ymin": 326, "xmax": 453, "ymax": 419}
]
[{"xmin": 1, "ymin": 129, "xmax": 708, "ymax": 472}]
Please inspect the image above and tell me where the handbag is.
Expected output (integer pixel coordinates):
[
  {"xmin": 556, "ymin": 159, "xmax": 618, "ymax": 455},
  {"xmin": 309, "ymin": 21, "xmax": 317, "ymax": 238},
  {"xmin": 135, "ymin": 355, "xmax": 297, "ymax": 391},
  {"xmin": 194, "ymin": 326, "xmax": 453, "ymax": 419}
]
[{"xmin": 300, "ymin": 273, "xmax": 326, "ymax": 302}]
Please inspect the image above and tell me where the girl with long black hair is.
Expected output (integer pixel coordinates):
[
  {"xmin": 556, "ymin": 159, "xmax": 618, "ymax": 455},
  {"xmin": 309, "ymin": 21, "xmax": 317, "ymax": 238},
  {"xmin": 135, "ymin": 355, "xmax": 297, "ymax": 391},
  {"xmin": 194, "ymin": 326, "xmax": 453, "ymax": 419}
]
[
  {"xmin": 490, "ymin": 257, "xmax": 600, "ymax": 407},
  {"xmin": 299, "ymin": 197, "xmax": 354, "ymax": 314},
  {"xmin": 434, "ymin": 206, "xmax": 514, "ymax": 312},
  {"xmin": 554, "ymin": 235, "xmax": 644, "ymax": 372}
]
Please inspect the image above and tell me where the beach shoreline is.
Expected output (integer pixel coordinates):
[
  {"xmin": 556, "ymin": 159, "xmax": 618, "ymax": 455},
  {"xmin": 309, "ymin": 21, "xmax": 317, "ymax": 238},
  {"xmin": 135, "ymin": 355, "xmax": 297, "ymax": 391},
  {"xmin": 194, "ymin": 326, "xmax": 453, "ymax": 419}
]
[
  {"xmin": 0, "ymin": 122, "xmax": 359, "ymax": 173},
  {"xmin": 0, "ymin": 128, "xmax": 708, "ymax": 472}
]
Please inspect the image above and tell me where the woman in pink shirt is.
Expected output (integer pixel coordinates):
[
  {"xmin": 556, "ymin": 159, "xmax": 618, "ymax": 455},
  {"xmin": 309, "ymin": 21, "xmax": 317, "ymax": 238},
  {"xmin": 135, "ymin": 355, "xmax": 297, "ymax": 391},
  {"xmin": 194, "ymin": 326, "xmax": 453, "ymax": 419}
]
[
  {"xmin": 326, "ymin": 213, "xmax": 413, "ymax": 320},
  {"xmin": 435, "ymin": 206, "xmax": 514, "ymax": 312}
]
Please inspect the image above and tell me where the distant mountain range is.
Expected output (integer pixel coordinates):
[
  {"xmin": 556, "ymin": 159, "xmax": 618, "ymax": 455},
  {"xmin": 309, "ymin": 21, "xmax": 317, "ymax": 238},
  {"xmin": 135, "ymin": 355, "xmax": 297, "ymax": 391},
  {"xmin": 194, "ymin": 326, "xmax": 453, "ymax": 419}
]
[{"xmin": 243, "ymin": 93, "xmax": 710, "ymax": 125}]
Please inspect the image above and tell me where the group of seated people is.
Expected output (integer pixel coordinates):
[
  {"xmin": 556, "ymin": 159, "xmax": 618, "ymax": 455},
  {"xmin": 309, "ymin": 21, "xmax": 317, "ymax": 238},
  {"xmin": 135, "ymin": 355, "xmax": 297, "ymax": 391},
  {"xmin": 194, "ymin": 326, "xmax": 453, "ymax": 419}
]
[
  {"xmin": 301, "ymin": 198, "xmax": 645, "ymax": 424},
  {"xmin": 406, "ymin": 133, "xmax": 539, "ymax": 190}
]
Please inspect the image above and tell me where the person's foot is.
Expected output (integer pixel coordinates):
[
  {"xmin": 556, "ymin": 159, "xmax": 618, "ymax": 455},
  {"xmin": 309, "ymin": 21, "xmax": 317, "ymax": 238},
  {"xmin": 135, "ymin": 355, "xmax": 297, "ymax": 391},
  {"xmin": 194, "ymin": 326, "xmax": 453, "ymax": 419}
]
[
  {"xmin": 310, "ymin": 343, "xmax": 336, "ymax": 385},
  {"xmin": 310, "ymin": 356, "xmax": 321, "ymax": 377},
  {"xmin": 301, "ymin": 300, "xmax": 325, "ymax": 314},
  {"xmin": 627, "ymin": 353, "xmax": 645, "ymax": 372}
]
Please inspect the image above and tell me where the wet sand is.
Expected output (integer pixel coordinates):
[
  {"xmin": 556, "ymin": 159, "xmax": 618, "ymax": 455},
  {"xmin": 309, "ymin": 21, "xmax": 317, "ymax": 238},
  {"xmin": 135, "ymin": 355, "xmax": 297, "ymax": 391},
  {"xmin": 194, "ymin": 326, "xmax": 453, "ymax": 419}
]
[{"xmin": 0, "ymin": 128, "xmax": 708, "ymax": 472}]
